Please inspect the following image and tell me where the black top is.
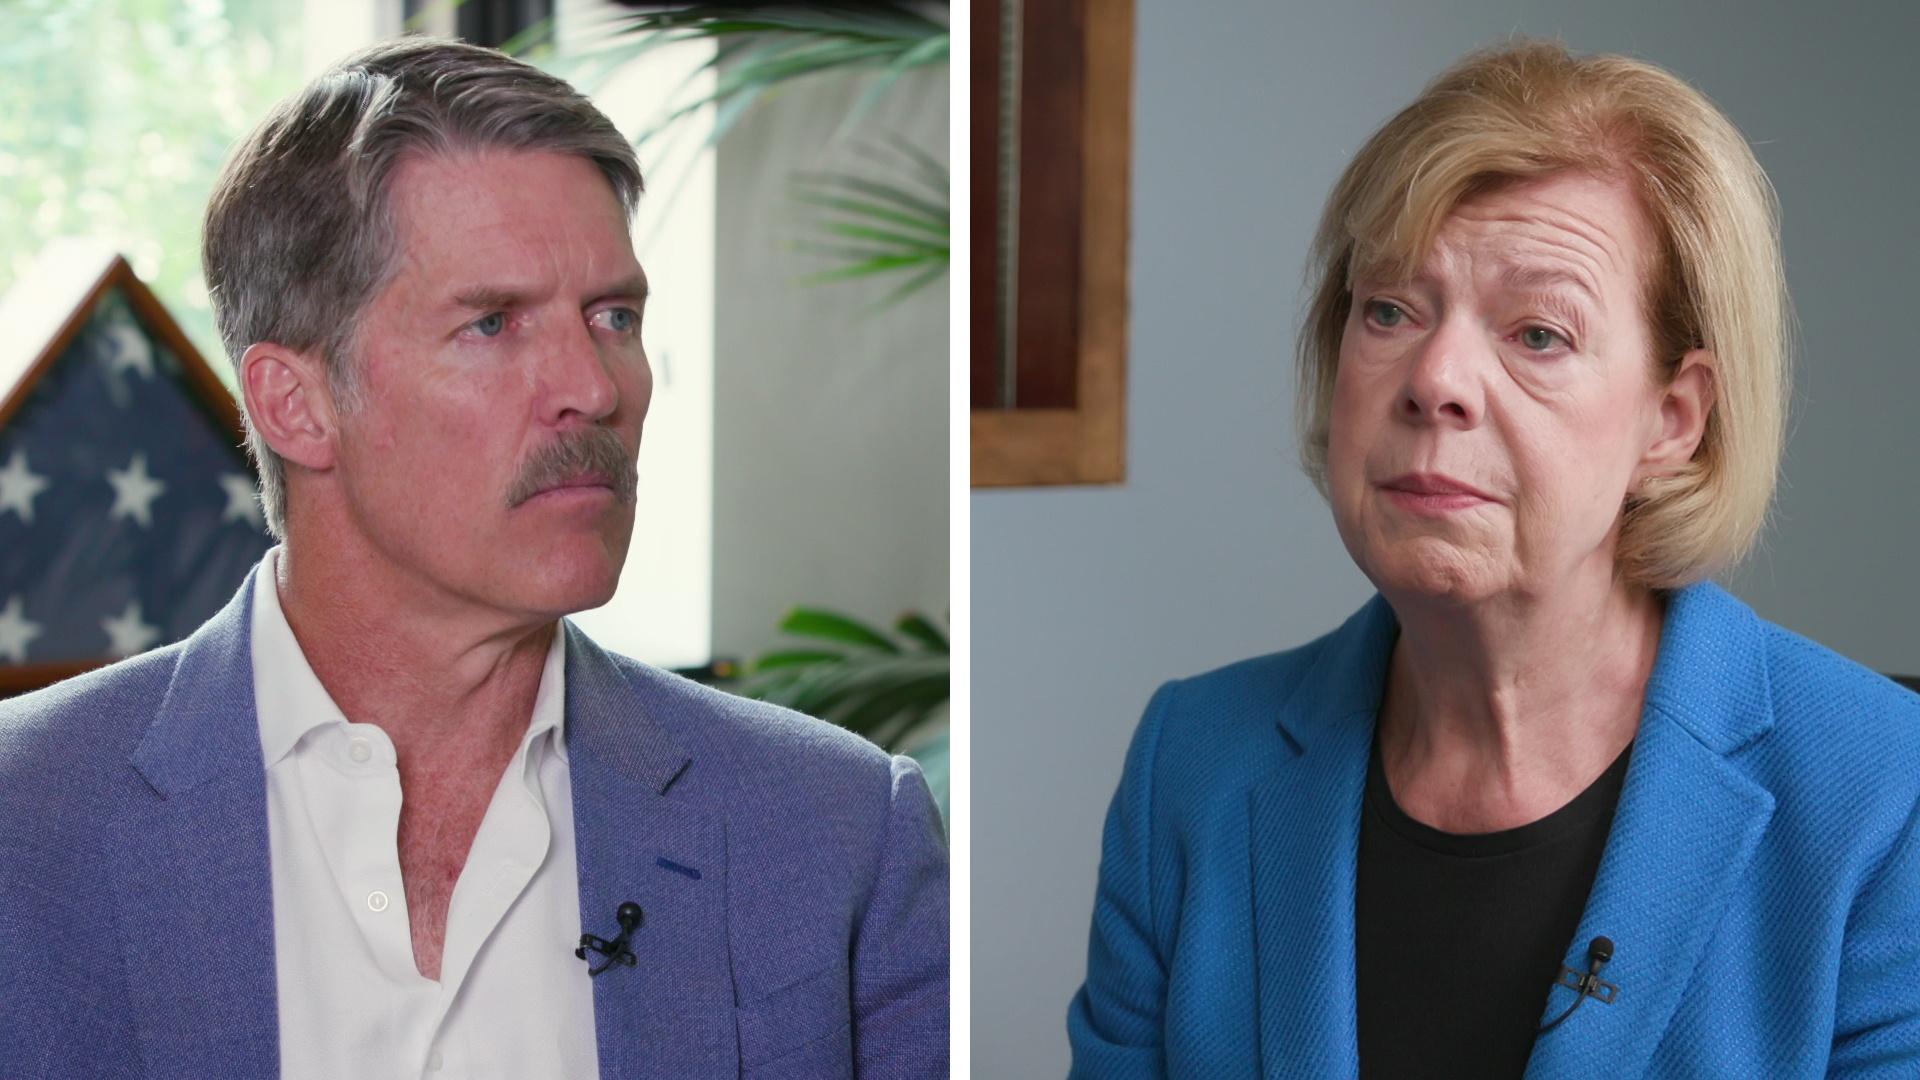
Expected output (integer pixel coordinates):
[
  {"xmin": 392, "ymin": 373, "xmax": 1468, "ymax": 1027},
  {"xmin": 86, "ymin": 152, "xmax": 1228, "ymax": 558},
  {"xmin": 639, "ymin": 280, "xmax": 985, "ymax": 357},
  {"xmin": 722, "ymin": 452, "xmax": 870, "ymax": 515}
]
[{"xmin": 1356, "ymin": 735, "xmax": 1632, "ymax": 1079}]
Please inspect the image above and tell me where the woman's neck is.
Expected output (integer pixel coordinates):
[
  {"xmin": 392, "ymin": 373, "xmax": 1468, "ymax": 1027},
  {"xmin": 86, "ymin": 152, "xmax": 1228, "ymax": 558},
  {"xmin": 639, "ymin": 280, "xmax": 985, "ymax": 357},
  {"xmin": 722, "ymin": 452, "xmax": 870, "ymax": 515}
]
[{"xmin": 1375, "ymin": 577, "xmax": 1663, "ymax": 833}]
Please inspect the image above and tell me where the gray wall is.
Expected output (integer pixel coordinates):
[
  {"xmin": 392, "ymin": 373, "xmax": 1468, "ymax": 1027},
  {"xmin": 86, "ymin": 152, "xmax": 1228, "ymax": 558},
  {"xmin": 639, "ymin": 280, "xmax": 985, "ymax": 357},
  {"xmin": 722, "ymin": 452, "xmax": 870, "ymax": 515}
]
[
  {"xmin": 971, "ymin": 1, "xmax": 1920, "ymax": 1074},
  {"xmin": 712, "ymin": 66, "xmax": 950, "ymax": 663}
]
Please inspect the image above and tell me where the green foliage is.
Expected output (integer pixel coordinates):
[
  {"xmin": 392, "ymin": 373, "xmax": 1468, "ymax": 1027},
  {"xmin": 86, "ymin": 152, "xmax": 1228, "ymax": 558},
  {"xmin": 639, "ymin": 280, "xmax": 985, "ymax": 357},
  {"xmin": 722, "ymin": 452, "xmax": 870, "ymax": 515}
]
[
  {"xmin": 580, "ymin": 3, "xmax": 947, "ymax": 152},
  {"xmin": 0, "ymin": 0, "xmax": 306, "ymax": 383},
  {"xmin": 733, "ymin": 607, "xmax": 950, "ymax": 816},
  {"xmin": 792, "ymin": 139, "xmax": 949, "ymax": 310},
  {"xmin": 907, "ymin": 730, "xmax": 948, "ymax": 820},
  {"xmin": 893, "ymin": 611, "xmax": 949, "ymax": 653},
  {"xmin": 565, "ymin": 3, "xmax": 950, "ymax": 306}
]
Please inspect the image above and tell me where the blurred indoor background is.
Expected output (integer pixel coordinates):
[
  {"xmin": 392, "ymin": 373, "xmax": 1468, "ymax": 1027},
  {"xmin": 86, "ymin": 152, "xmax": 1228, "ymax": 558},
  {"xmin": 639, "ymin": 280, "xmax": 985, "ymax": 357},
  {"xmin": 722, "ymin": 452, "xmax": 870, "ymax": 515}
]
[
  {"xmin": 971, "ymin": 0, "xmax": 1920, "ymax": 1073},
  {"xmin": 0, "ymin": 1, "xmax": 949, "ymax": 805}
]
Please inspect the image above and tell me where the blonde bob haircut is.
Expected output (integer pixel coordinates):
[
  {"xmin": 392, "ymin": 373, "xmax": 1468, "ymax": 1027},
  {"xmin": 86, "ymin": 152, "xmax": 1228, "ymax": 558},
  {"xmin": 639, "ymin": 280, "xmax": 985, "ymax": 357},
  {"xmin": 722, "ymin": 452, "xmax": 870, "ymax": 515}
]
[{"xmin": 1297, "ymin": 40, "xmax": 1790, "ymax": 589}]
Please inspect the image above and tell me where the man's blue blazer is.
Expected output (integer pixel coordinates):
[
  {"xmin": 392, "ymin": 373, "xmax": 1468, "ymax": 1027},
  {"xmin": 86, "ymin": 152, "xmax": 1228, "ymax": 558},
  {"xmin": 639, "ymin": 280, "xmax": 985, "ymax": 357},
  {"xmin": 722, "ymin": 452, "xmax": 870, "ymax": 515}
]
[
  {"xmin": 0, "ymin": 563, "xmax": 948, "ymax": 1078},
  {"xmin": 1068, "ymin": 582, "xmax": 1920, "ymax": 1078}
]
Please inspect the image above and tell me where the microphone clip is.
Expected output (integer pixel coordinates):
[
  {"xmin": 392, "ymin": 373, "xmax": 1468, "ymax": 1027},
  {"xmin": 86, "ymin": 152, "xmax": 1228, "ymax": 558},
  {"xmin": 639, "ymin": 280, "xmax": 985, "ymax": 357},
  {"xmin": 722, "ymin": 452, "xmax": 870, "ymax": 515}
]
[
  {"xmin": 1554, "ymin": 962, "xmax": 1619, "ymax": 1004},
  {"xmin": 1538, "ymin": 935, "xmax": 1619, "ymax": 1034},
  {"xmin": 575, "ymin": 901, "xmax": 644, "ymax": 977}
]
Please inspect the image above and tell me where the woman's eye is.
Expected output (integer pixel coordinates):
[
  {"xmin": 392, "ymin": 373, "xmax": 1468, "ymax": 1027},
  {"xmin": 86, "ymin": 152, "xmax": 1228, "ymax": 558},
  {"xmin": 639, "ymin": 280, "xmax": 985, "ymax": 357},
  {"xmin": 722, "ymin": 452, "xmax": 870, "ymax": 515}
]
[
  {"xmin": 471, "ymin": 312, "xmax": 507, "ymax": 337},
  {"xmin": 1366, "ymin": 300, "xmax": 1406, "ymax": 328},
  {"xmin": 1520, "ymin": 326, "xmax": 1566, "ymax": 351}
]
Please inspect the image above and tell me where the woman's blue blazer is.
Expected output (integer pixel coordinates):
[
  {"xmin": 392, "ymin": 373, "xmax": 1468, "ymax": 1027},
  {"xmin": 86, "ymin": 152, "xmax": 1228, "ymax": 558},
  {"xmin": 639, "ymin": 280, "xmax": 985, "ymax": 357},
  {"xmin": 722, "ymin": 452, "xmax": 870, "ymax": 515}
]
[{"xmin": 1068, "ymin": 582, "xmax": 1920, "ymax": 1078}]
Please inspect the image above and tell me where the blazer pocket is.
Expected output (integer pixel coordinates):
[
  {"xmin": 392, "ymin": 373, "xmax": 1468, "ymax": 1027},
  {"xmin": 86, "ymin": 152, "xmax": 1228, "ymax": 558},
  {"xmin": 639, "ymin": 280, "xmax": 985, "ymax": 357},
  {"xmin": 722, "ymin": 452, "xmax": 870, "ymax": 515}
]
[{"xmin": 736, "ymin": 962, "xmax": 853, "ymax": 1075}]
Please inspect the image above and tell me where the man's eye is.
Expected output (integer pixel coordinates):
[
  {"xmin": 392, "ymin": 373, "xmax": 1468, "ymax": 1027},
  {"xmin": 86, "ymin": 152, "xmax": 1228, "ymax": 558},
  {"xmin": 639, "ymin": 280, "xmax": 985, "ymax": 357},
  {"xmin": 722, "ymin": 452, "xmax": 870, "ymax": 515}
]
[
  {"xmin": 1520, "ymin": 326, "xmax": 1566, "ymax": 351},
  {"xmin": 593, "ymin": 308, "xmax": 640, "ymax": 335},
  {"xmin": 471, "ymin": 312, "xmax": 507, "ymax": 337},
  {"xmin": 1366, "ymin": 300, "xmax": 1407, "ymax": 328}
]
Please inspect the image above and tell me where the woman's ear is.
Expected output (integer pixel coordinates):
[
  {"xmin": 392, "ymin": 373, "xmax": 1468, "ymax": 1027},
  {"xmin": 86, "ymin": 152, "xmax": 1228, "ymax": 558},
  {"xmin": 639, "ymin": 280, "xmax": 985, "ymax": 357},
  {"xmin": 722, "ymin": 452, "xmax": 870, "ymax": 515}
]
[
  {"xmin": 239, "ymin": 342, "xmax": 340, "ymax": 472},
  {"xmin": 1636, "ymin": 348, "xmax": 1716, "ymax": 484}
]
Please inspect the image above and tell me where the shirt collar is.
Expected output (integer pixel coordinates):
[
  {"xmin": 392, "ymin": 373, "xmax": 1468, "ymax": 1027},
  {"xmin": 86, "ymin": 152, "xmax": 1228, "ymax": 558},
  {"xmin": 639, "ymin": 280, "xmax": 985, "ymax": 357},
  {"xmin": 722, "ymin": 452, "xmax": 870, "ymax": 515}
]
[
  {"xmin": 529, "ymin": 615, "xmax": 570, "ymax": 766},
  {"xmin": 250, "ymin": 546, "xmax": 570, "ymax": 769}
]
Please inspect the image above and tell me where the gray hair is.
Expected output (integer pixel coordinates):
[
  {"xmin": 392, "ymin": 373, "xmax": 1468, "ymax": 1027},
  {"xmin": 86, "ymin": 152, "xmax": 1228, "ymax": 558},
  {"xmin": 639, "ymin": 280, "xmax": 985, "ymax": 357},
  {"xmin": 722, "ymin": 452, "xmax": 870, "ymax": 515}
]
[{"xmin": 201, "ymin": 36, "xmax": 643, "ymax": 539}]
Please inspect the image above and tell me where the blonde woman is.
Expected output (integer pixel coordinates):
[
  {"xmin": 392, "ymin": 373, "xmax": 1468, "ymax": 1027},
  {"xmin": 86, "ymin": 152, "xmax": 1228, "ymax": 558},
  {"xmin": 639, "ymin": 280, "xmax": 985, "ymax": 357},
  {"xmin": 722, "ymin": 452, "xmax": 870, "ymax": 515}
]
[{"xmin": 1069, "ymin": 41, "xmax": 1919, "ymax": 1078}]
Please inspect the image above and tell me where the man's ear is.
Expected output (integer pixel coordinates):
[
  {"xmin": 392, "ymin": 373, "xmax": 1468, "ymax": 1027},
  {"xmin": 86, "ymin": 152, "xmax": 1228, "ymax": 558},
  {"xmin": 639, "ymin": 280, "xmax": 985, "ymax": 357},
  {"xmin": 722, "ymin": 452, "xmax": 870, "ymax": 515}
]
[
  {"xmin": 1636, "ymin": 348, "xmax": 1716, "ymax": 484},
  {"xmin": 239, "ymin": 342, "xmax": 340, "ymax": 472}
]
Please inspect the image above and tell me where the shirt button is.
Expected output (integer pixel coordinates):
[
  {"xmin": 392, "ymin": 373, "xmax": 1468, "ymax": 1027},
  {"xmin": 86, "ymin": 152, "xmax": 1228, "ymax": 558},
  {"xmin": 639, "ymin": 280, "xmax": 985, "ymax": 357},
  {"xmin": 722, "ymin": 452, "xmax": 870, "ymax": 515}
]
[
  {"xmin": 426, "ymin": 1049, "xmax": 444, "ymax": 1071},
  {"xmin": 348, "ymin": 737, "xmax": 372, "ymax": 764},
  {"xmin": 367, "ymin": 889, "xmax": 390, "ymax": 913}
]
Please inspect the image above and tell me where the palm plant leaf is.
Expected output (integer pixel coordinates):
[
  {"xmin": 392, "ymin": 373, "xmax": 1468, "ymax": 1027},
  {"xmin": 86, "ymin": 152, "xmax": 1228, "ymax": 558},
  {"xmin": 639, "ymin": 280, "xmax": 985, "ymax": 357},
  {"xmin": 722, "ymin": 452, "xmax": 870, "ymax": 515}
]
[
  {"xmin": 796, "ymin": 166, "xmax": 947, "ymax": 222},
  {"xmin": 797, "ymin": 256, "xmax": 936, "ymax": 289},
  {"xmin": 610, "ymin": 6, "xmax": 945, "ymax": 42},
  {"xmin": 906, "ymin": 731, "xmax": 949, "ymax": 820},
  {"xmin": 791, "ymin": 189, "xmax": 946, "ymax": 239},
  {"xmin": 776, "ymin": 607, "xmax": 901, "ymax": 652},
  {"xmin": 857, "ymin": 262, "xmax": 943, "ymax": 309},
  {"xmin": 549, "ymin": 5, "xmax": 949, "ymax": 302},
  {"xmin": 811, "ymin": 220, "xmax": 946, "ymax": 252},
  {"xmin": 835, "ymin": 675, "xmax": 949, "ymax": 745},
  {"xmin": 866, "ymin": 700, "xmax": 944, "ymax": 754},
  {"xmin": 497, "ymin": 17, "xmax": 555, "ymax": 57},
  {"xmin": 734, "ymin": 607, "xmax": 948, "ymax": 808},
  {"xmin": 585, "ymin": 3, "xmax": 948, "ymax": 154},
  {"xmin": 789, "ymin": 143, "xmax": 948, "ymax": 304},
  {"xmin": 894, "ymin": 613, "xmax": 948, "ymax": 653},
  {"xmin": 751, "ymin": 648, "xmax": 847, "ymax": 671},
  {"xmin": 736, "ymin": 654, "xmax": 944, "ymax": 720}
]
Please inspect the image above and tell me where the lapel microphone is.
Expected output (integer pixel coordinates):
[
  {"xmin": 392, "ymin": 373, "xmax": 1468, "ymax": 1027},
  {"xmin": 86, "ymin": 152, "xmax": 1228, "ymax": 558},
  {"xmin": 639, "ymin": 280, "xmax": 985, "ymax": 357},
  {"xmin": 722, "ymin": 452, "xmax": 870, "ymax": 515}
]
[
  {"xmin": 575, "ymin": 901, "xmax": 644, "ymax": 977},
  {"xmin": 1538, "ymin": 936, "xmax": 1619, "ymax": 1033}
]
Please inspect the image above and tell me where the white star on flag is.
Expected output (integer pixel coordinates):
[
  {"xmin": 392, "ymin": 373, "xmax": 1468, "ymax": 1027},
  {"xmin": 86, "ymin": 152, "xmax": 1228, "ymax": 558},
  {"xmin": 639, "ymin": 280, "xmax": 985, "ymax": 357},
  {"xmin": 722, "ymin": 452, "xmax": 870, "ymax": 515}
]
[
  {"xmin": 104, "ymin": 319, "xmax": 156, "ymax": 380},
  {"xmin": 0, "ymin": 449, "xmax": 50, "ymax": 524},
  {"xmin": 218, "ymin": 472, "xmax": 264, "ymax": 528},
  {"xmin": 106, "ymin": 452, "xmax": 166, "ymax": 527},
  {"xmin": 101, "ymin": 599, "xmax": 161, "ymax": 658},
  {"xmin": 0, "ymin": 595, "xmax": 42, "ymax": 663}
]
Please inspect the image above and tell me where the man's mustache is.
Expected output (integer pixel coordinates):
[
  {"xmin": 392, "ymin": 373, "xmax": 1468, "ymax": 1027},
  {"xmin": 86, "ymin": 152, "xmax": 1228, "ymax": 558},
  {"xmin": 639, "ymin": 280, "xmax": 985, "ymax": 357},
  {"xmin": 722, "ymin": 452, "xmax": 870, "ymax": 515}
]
[{"xmin": 504, "ymin": 428, "xmax": 638, "ymax": 508}]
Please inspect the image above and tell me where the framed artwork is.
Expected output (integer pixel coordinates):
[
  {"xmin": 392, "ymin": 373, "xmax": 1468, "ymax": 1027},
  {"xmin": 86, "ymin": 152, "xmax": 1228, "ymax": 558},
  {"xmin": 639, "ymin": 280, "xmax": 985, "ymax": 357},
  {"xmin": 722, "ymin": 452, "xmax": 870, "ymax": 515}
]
[{"xmin": 971, "ymin": 0, "xmax": 1133, "ymax": 486}]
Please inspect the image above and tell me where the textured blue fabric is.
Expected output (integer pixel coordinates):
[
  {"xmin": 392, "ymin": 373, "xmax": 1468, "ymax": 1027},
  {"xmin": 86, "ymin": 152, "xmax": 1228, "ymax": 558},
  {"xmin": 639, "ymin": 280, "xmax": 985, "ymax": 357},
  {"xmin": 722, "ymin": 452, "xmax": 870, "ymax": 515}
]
[
  {"xmin": 0, "ymin": 560, "xmax": 948, "ymax": 1079},
  {"xmin": 1067, "ymin": 581, "xmax": 1920, "ymax": 1078}
]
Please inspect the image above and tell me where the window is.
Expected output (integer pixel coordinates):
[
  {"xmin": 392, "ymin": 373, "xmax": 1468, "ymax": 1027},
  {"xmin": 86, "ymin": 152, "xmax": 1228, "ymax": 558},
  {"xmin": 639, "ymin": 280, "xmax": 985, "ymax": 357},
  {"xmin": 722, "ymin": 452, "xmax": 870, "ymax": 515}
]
[{"xmin": 554, "ymin": 1, "xmax": 716, "ymax": 668}]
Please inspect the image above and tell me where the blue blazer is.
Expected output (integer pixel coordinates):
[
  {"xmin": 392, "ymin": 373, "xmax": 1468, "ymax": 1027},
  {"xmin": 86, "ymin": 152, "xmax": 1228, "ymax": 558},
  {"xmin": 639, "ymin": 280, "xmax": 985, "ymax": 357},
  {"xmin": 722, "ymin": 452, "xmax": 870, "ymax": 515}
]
[
  {"xmin": 0, "ymin": 563, "xmax": 948, "ymax": 1079},
  {"xmin": 1068, "ymin": 582, "xmax": 1920, "ymax": 1078}
]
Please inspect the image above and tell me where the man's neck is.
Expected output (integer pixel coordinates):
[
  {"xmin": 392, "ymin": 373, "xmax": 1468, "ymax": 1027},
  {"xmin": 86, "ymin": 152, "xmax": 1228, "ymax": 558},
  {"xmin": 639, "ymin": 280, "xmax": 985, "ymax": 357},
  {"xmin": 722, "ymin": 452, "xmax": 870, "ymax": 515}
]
[{"xmin": 273, "ymin": 535, "xmax": 553, "ymax": 777}]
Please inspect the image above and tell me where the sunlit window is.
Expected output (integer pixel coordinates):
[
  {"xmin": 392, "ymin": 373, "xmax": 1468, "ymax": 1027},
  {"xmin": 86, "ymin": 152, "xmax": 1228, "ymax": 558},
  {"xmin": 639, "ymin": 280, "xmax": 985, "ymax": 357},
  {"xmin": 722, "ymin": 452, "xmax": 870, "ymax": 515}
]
[{"xmin": 554, "ymin": 1, "xmax": 717, "ymax": 669}]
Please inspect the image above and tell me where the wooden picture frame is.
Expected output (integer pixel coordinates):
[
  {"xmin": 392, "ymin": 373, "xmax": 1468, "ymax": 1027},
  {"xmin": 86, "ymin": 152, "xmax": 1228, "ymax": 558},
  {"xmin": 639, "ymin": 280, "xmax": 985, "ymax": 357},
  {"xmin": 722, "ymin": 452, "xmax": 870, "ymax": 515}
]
[
  {"xmin": 0, "ymin": 244, "xmax": 242, "ymax": 439},
  {"xmin": 971, "ymin": 0, "xmax": 1133, "ymax": 487}
]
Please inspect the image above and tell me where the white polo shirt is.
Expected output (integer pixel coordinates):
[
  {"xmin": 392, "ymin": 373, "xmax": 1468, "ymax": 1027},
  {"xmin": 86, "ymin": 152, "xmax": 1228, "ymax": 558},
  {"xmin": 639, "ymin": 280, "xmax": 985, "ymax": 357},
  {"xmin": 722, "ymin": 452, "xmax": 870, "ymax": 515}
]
[{"xmin": 250, "ymin": 546, "xmax": 600, "ymax": 1079}]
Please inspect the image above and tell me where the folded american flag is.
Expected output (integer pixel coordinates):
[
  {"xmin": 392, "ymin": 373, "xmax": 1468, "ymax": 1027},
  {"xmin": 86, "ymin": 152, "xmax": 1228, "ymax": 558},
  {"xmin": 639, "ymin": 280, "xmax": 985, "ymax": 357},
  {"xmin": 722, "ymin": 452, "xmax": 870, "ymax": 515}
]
[{"xmin": 0, "ymin": 259, "xmax": 271, "ymax": 669}]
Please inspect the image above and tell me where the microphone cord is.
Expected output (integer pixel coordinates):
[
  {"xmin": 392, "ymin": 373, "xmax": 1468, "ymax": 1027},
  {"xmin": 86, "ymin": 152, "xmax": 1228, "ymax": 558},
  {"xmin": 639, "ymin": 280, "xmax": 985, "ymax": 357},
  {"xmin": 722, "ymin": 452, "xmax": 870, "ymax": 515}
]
[
  {"xmin": 1538, "ymin": 936, "xmax": 1615, "ymax": 1034},
  {"xmin": 1537, "ymin": 987, "xmax": 1590, "ymax": 1034}
]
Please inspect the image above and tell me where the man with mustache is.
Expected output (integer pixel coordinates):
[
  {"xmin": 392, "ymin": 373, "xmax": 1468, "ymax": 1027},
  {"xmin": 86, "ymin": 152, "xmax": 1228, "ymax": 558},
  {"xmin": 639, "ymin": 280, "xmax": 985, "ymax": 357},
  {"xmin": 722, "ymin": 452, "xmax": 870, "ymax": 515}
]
[{"xmin": 0, "ymin": 38, "xmax": 947, "ymax": 1079}]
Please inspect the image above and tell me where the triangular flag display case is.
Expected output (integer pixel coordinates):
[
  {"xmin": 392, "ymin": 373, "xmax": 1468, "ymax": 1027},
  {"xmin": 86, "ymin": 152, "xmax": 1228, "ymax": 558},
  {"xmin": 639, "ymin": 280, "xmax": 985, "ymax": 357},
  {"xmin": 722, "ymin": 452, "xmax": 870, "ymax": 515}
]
[{"xmin": 0, "ymin": 241, "xmax": 272, "ymax": 696}]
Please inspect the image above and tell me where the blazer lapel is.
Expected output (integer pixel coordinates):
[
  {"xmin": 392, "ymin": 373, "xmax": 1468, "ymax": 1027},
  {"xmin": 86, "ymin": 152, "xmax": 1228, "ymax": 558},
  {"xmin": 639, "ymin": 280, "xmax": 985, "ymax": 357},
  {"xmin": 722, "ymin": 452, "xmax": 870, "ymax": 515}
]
[
  {"xmin": 1525, "ymin": 583, "xmax": 1777, "ymax": 1078},
  {"xmin": 1250, "ymin": 596, "xmax": 1397, "ymax": 1080},
  {"xmin": 105, "ymin": 566, "xmax": 280, "ymax": 1079},
  {"xmin": 1248, "ymin": 583, "xmax": 1777, "ymax": 1078},
  {"xmin": 563, "ymin": 622, "xmax": 737, "ymax": 1079},
  {"xmin": 1521, "ymin": 709, "xmax": 1773, "ymax": 1077}
]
